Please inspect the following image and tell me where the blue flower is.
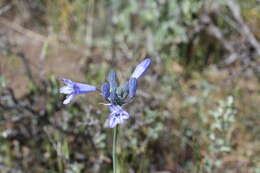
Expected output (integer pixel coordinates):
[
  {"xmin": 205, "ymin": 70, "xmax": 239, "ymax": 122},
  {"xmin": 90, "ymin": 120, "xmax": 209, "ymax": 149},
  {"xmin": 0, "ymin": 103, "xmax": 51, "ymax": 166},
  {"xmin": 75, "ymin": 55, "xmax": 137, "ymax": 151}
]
[
  {"xmin": 108, "ymin": 104, "xmax": 130, "ymax": 128},
  {"xmin": 59, "ymin": 78, "xmax": 96, "ymax": 104},
  {"xmin": 131, "ymin": 58, "xmax": 152, "ymax": 79},
  {"xmin": 101, "ymin": 59, "xmax": 152, "ymax": 128},
  {"xmin": 59, "ymin": 58, "xmax": 151, "ymax": 128}
]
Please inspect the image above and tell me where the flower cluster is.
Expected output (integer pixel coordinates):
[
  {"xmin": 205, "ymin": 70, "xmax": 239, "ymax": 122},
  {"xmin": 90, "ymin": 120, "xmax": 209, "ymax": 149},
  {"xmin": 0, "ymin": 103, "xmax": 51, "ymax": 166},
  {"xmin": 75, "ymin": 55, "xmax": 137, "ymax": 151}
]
[{"xmin": 59, "ymin": 58, "xmax": 151, "ymax": 128}]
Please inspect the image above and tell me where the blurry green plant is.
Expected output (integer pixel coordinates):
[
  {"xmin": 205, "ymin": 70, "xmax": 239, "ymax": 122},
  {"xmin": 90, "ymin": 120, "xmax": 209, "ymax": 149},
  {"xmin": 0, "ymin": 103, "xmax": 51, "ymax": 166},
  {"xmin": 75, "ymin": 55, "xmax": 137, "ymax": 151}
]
[
  {"xmin": 0, "ymin": 0, "xmax": 259, "ymax": 172},
  {"xmin": 203, "ymin": 96, "xmax": 237, "ymax": 172},
  {"xmin": 43, "ymin": 0, "xmax": 206, "ymax": 64},
  {"xmin": 0, "ymin": 76, "xmax": 6, "ymax": 88}
]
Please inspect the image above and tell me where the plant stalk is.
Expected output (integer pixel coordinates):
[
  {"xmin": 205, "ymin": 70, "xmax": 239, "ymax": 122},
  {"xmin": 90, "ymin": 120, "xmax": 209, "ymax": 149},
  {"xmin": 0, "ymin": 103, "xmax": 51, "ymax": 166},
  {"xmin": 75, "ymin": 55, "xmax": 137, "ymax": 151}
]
[{"xmin": 113, "ymin": 125, "xmax": 118, "ymax": 173}]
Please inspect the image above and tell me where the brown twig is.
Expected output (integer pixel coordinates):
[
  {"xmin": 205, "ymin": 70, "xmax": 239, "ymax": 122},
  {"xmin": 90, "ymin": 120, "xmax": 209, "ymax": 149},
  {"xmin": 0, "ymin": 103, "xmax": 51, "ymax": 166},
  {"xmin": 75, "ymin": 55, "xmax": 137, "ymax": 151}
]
[{"xmin": 226, "ymin": 0, "xmax": 260, "ymax": 56}]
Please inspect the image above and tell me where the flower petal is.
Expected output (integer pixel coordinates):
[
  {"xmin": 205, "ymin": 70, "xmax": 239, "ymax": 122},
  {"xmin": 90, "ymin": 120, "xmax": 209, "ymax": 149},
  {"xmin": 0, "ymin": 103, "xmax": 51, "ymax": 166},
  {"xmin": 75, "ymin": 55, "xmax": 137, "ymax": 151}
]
[
  {"xmin": 109, "ymin": 116, "xmax": 118, "ymax": 128},
  {"xmin": 131, "ymin": 58, "xmax": 151, "ymax": 79},
  {"xmin": 63, "ymin": 94, "xmax": 75, "ymax": 104},
  {"xmin": 107, "ymin": 105, "xmax": 130, "ymax": 128},
  {"xmin": 74, "ymin": 82, "xmax": 96, "ymax": 94},
  {"xmin": 121, "ymin": 111, "xmax": 130, "ymax": 120},
  {"xmin": 59, "ymin": 86, "xmax": 73, "ymax": 94}
]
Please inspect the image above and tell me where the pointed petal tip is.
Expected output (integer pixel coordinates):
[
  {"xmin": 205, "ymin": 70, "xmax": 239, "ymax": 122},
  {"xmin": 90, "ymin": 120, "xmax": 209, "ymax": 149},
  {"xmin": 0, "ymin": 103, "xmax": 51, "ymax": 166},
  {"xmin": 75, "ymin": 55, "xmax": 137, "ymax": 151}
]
[
  {"xmin": 59, "ymin": 77, "xmax": 68, "ymax": 82},
  {"xmin": 144, "ymin": 58, "xmax": 152, "ymax": 64},
  {"xmin": 63, "ymin": 94, "xmax": 75, "ymax": 104},
  {"xmin": 122, "ymin": 111, "xmax": 130, "ymax": 120},
  {"xmin": 59, "ymin": 78, "xmax": 73, "ymax": 85}
]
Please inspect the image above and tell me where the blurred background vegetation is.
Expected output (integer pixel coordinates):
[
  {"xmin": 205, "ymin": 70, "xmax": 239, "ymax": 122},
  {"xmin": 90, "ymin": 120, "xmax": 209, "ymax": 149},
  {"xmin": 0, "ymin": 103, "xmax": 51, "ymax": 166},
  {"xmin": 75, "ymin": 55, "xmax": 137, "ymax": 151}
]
[{"xmin": 0, "ymin": 0, "xmax": 259, "ymax": 172}]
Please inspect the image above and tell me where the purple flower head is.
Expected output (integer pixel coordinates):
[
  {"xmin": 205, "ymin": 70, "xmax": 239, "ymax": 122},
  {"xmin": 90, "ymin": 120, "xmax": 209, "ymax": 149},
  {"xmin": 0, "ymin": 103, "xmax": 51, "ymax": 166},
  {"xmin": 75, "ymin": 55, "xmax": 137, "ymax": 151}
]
[
  {"xmin": 131, "ymin": 58, "xmax": 151, "ymax": 79},
  {"xmin": 59, "ymin": 78, "xmax": 96, "ymax": 104},
  {"xmin": 108, "ymin": 104, "xmax": 130, "ymax": 128}
]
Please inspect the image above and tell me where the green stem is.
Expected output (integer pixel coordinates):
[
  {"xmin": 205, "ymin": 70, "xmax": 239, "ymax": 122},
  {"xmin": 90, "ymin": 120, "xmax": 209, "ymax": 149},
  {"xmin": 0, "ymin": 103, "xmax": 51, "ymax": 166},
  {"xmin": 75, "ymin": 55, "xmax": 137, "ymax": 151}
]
[{"xmin": 113, "ymin": 125, "xmax": 118, "ymax": 173}]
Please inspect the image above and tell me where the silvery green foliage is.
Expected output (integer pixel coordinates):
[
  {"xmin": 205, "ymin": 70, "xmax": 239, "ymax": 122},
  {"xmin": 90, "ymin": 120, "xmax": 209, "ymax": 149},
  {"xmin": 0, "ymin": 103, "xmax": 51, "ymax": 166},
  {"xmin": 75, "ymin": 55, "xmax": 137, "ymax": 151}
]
[
  {"xmin": 0, "ymin": 76, "xmax": 6, "ymax": 88},
  {"xmin": 65, "ymin": 162, "xmax": 84, "ymax": 173},
  {"xmin": 204, "ymin": 96, "xmax": 237, "ymax": 172}
]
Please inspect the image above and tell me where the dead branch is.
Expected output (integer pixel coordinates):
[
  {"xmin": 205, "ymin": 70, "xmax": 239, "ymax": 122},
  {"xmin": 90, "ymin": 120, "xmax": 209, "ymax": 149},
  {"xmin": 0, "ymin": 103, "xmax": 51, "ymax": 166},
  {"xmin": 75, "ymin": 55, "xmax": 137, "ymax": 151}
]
[{"xmin": 226, "ymin": 0, "xmax": 260, "ymax": 56}]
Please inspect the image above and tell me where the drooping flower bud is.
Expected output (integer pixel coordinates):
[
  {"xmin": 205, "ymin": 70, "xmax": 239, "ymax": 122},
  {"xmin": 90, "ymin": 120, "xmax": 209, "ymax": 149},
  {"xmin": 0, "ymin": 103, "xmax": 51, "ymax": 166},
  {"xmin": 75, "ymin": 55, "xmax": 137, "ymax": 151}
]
[
  {"xmin": 129, "ymin": 78, "xmax": 138, "ymax": 98},
  {"xmin": 101, "ymin": 82, "xmax": 110, "ymax": 100},
  {"xmin": 107, "ymin": 71, "xmax": 118, "ymax": 90}
]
